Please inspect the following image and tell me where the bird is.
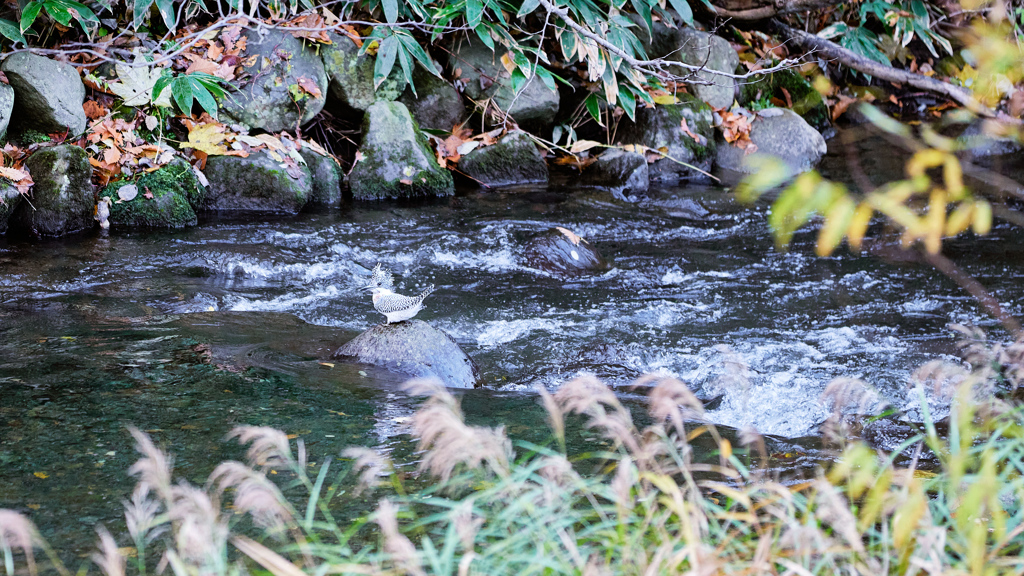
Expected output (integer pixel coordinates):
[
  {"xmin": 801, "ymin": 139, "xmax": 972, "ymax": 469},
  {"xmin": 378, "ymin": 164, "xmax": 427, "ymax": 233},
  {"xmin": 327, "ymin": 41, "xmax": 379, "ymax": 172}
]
[{"xmin": 364, "ymin": 264, "xmax": 435, "ymax": 324}]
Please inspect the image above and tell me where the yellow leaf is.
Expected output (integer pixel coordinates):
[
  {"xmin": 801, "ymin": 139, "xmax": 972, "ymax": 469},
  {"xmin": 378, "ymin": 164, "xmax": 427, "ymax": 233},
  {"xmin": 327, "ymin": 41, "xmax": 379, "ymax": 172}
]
[
  {"xmin": 555, "ymin": 226, "xmax": 585, "ymax": 245},
  {"xmin": 34, "ymin": 472, "xmax": 49, "ymax": 479},
  {"xmin": 652, "ymin": 94, "xmax": 679, "ymax": 105},
  {"xmin": 945, "ymin": 203, "xmax": 974, "ymax": 236},
  {"xmin": 181, "ymin": 123, "xmax": 230, "ymax": 155},
  {"xmin": 720, "ymin": 438, "xmax": 732, "ymax": 460},
  {"xmin": 847, "ymin": 202, "xmax": 874, "ymax": 251},
  {"xmin": 924, "ymin": 187, "xmax": 946, "ymax": 254},
  {"xmin": 319, "ymin": 362, "xmax": 334, "ymax": 368},
  {"xmin": 569, "ymin": 139, "xmax": 603, "ymax": 154},
  {"xmin": 973, "ymin": 199, "xmax": 992, "ymax": 235},
  {"xmin": 499, "ymin": 52, "xmax": 516, "ymax": 76},
  {"xmin": 817, "ymin": 195, "xmax": 856, "ymax": 256}
]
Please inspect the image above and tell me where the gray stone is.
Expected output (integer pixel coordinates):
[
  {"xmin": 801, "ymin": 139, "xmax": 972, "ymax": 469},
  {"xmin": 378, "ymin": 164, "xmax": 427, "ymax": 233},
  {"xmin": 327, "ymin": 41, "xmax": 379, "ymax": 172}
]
[
  {"xmin": 619, "ymin": 94, "xmax": 716, "ymax": 182},
  {"xmin": 398, "ymin": 65, "xmax": 465, "ymax": 131},
  {"xmin": 714, "ymin": 108, "xmax": 826, "ymax": 174},
  {"xmin": 333, "ymin": 320, "xmax": 479, "ymax": 389},
  {"xmin": 349, "ymin": 101, "xmax": 454, "ymax": 200},
  {"xmin": 672, "ymin": 28, "xmax": 739, "ymax": 110},
  {"xmin": 0, "ymin": 83, "xmax": 13, "ymax": 141},
  {"xmin": 104, "ymin": 160, "xmax": 202, "ymax": 228},
  {"xmin": 579, "ymin": 149, "xmax": 648, "ymax": 196},
  {"xmin": 1, "ymin": 53, "xmax": 87, "ymax": 136},
  {"xmin": 221, "ymin": 28, "xmax": 328, "ymax": 133},
  {"xmin": 524, "ymin": 228, "xmax": 609, "ymax": 276},
  {"xmin": 0, "ymin": 183, "xmax": 22, "ymax": 235},
  {"xmin": 459, "ymin": 130, "xmax": 548, "ymax": 188},
  {"xmin": 958, "ymin": 121, "xmax": 1023, "ymax": 159},
  {"xmin": 447, "ymin": 41, "xmax": 559, "ymax": 125},
  {"xmin": 299, "ymin": 147, "xmax": 342, "ymax": 206},
  {"xmin": 321, "ymin": 32, "xmax": 405, "ymax": 113},
  {"xmin": 628, "ymin": 16, "xmax": 685, "ymax": 60},
  {"xmin": 9, "ymin": 145, "xmax": 94, "ymax": 236},
  {"xmin": 202, "ymin": 151, "xmax": 311, "ymax": 213}
]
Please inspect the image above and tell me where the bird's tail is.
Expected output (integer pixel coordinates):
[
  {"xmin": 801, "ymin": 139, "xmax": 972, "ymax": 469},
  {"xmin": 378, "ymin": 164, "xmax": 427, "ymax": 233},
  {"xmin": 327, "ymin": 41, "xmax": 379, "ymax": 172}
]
[{"xmin": 418, "ymin": 284, "xmax": 435, "ymax": 300}]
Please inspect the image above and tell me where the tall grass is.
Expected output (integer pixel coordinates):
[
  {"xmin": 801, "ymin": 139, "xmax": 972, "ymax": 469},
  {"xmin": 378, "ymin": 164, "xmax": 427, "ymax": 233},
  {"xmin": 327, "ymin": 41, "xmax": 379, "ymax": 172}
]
[{"xmin": 3, "ymin": 342, "xmax": 1024, "ymax": 576}]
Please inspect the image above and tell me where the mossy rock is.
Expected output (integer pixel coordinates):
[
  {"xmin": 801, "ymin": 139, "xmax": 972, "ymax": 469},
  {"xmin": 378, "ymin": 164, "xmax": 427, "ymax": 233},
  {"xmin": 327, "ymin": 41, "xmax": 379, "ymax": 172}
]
[
  {"xmin": 1, "ymin": 53, "xmax": 87, "ymax": 136},
  {"xmin": 458, "ymin": 130, "xmax": 548, "ymax": 188},
  {"xmin": 349, "ymin": 101, "xmax": 454, "ymax": 200},
  {"xmin": 321, "ymin": 32, "xmax": 406, "ymax": 113},
  {"xmin": 103, "ymin": 161, "xmax": 203, "ymax": 228},
  {"xmin": 299, "ymin": 147, "xmax": 342, "ymax": 206},
  {"xmin": 203, "ymin": 151, "xmax": 312, "ymax": 214},
  {"xmin": 619, "ymin": 94, "xmax": 716, "ymax": 182},
  {"xmin": 397, "ymin": 64, "xmax": 465, "ymax": 131},
  {"xmin": 446, "ymin": 41, "xmax": 559, "ymax": 126},
  {"xmin": 672, "ymin": 28, "xmax": 739, "ymax": 110},
  {"xmin": 220, "ymin": 28, "xmax": 328, "ymax": 133},
  {"xmin": 738, "ymin": 68, "xmax": 831, "ymax": 132},
  {"xmin": 0, "ymin": 183, "xmax": 22, "ymax": 235},
  {"xmin": 0, "ymin": 84, "xmax": 13, "ymax": 142},
  {"xmin": 9, "ymin": 144, "xmax": 94, "ymax": 237}
]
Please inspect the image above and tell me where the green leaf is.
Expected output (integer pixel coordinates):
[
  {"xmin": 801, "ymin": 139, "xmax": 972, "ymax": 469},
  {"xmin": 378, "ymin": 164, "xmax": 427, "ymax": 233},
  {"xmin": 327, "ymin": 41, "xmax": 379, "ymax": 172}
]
[
  {"xmin": 474, "ymin": 23, "xmax": 494, "ymax": 50},
  {"xmin": 510, "ymin": 66, "xmax": 526, "ymax": 94},
  {"xmin": 584, "ymin": 93, "xmax": 603, "ymax": 125},
  {"xmin": 397, "ymin": 41, "xmax": 415, "ymax": 96},
  {"xmin": 0, "ymin": 18, "xmax": 27, "ymax": 44},
  {"xmin": 189, "ymin": 78, "xmax": 218, "ymax": 118},
  {"xmin": 397, "ymin": 31, "xmax": 440, "ymax": 76},
  {"xmin": 172, "ymin": 77, "xmax": 194, "ymax": 116},
  {"xmin": 373, "ymin": 34, "xmax": 399, "ymax": 89},
  {"xmin": 154, "ymin": 0, "xmax": 175, "ymax": 30},
  {"xmin": 132, "ymin": 0, "xmax": 154, "ymax": 29},
  {"xmin": 382, "ymin": 0, "xmax": 398, "ymax": 24},
  {"xmin": 44, "ymin": 2, "xmax": 74, "ymax": 27},
  {"xmin": 516, "ymin": 0, "xmax": 539, "ymax": 17},
  {"xmin": 617, "ymin": 84, "xmax": 636, "ymax": 121},
  {"xmin": 466, "ymin": 0, "xmax": 483, "ymax": 28},
  {"xmin": 535, "ymin": 66, "xmax": 556, "ymax": 92},
  {"xmin": 665, "ymin": 0, "xmax": 692, "ymax": 25},
  {"xmin": 152, "ymin": 74, "xmax": 173, "ymax": 103}
]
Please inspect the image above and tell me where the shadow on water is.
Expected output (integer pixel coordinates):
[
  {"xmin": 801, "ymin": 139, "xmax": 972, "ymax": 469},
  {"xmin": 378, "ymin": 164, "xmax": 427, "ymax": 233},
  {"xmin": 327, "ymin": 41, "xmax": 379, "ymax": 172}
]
[{"xmin": 2, "ymin": 129, "xmax": 1024, "ymax": 558}]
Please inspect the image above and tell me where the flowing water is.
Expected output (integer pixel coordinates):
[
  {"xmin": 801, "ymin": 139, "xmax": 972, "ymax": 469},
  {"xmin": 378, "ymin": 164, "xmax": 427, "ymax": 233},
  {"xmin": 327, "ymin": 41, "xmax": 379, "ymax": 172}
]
[{"xmin": 2, "ymin": 131, "xmax": 1024, "ymax": 559}]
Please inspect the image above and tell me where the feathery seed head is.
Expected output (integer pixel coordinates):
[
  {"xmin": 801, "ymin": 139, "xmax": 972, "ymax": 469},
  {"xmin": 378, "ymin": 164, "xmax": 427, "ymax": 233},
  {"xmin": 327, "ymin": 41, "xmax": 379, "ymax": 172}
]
[
  {"xmin": 225, "ymin": 426, "xmax": 295, "ymax": 469},
  {"xmin": 209, "ymin": 462, "xmax": 294, "ymax": 534},
  {"xmin": 341, "ymin": 447, "xmax": 392, "ymax": 496},
  {"xmin": 0, "ymin": 509, "xmax": 40, "ymax": 561},
  {"xmin": 127, "ymin": 427, "xmax": 174, "ymax": 500},
  {"xmin": 92, "ymin": 526, "xmax": 126, "ymax": 576}
]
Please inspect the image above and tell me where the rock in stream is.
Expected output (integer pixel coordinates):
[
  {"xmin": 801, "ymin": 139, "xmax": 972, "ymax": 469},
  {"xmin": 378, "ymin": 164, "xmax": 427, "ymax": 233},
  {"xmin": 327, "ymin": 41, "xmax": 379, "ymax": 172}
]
[{"xmin": 333, "ymin": 320, "xmax": 479, "ymax": 389}]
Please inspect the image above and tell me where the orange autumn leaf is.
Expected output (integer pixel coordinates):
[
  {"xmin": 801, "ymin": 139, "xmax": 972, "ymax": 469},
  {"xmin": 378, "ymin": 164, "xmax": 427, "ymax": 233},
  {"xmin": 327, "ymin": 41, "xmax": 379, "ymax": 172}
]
[{"xmin": 83, "ymin": 100, "xmax": 108, "ymax": 120}]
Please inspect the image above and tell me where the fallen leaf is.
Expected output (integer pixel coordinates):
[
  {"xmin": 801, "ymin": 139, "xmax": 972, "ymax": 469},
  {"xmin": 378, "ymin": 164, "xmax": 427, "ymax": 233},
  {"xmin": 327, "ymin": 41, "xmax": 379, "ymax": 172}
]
[
  {"xmin": 118, "ymin": 184, "xmax": 138, "ymax": 201},
  {"xmin": 555, "ymin": 226, "xmax": 586, "ymax": 245},
  {"xmin": 295, "ymin": 76, "xmax": 322, "ymax": 98},
  {"xmin": 83, "ymin": 100, "xmax": 108, "ymax": 120},
  {"xmin": 679, "ymin": 118, "xmax": 702, "ymax": 144},
  {"xmin": 34, "ymin": 472, "xmax": 49, "ymax": 479}
]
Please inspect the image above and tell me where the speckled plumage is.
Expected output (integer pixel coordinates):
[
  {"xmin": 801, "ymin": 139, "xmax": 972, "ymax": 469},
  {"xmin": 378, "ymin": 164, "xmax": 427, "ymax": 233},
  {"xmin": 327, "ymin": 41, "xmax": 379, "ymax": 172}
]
[{"xmin": 364, "ymin": 264, "xmax": 434, "ymax": 323}]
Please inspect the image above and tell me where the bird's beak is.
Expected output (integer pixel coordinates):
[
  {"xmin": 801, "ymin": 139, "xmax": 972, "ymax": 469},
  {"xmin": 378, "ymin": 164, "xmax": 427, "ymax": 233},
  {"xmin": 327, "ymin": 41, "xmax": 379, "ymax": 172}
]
[{"xmin": 363, "ymin": 284, "xmax": 375, "ymax": 290}]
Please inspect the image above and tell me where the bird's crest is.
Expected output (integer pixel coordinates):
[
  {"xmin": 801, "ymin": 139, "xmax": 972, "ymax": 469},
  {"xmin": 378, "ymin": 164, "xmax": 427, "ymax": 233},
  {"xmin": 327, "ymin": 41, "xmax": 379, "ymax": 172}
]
[{"xmin": 369, "ymin": 263, "xmax": 394, "ymax": 289}]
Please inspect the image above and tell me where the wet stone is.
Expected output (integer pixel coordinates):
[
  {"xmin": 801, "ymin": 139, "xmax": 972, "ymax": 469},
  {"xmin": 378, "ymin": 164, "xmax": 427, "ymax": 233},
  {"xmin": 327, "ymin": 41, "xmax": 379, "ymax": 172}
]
[
  {"xmin": 1, "ymin": 52, "xmax": 87, "ymax": 136},
  {"xmin": 321, "ymin": 31, "xmax": 405, "ymax": 114},
  {"xmin": 202, "ymin": 151, "xmax": 311, "ymax": 214},
  {"xmin": 579, "ymin": 149, "xmax": 648, "ymax": 197},
  {"xmin": 299, "ymin": 148, "xmax": 343, "ymax": 207},
  {"xmin": 524, "ymin": 228, "xmax": 609, "ymax": 276},
  {"xmin": 104, "ymin": 160, "xmax": 203, "ymax": 228},
  {"xmin": 619, "ymin": 95, "xmax": 716, "ymax": 183},
  {"xmin": 9, "ymin": 144, "xmax": 94, "ymax": 237},
  {"xmin": 0, "ymin": 183, "xmax": 22, "ymax": 235},
  {"xmin": 333, "ymin": 320, "xmax": 479, "ymax": 389},
  {"xmin": 459, "ymin": 130, "xmax": 548, "ymax": 188},
  {"xmin": 0, "ymin": 83, "xmax": 13, "ymax": 141},
  {"xmin": 714, "ymin": 108, "xmax": 826, "ymax": 175},
  {"xmin": 447, "ymin": 41, "xmax": 559, "ymax": 127}
]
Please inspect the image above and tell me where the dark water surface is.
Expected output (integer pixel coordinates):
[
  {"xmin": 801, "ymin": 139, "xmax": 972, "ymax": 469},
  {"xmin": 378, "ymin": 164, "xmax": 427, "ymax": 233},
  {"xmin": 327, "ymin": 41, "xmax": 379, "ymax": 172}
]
[{"xmin": 2, "ymin": 133, "xmax": 1024, "ymax": 560}]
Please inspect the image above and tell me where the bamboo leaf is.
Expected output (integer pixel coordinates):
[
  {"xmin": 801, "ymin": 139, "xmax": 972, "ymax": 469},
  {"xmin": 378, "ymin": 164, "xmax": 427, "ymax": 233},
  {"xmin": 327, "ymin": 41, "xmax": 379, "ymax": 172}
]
[
  {"xmin": 374, "ymin": 34, "xmax": 399, "ymax": 89},
  {"xmin": 382, "ymin": 0, "xmax": 398, "ymax": 24}
]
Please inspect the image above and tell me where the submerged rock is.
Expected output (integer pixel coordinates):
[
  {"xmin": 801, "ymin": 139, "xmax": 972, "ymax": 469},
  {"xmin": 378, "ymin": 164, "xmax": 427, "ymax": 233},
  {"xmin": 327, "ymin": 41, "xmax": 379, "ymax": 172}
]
[
  {"xmin": 349, "ymin": 101, "xmax": 454, "ymax": 200},
  {"xmin": 958, "ymin": 120, "xmax": 1023, "ymax": 160},
  {"xmin": 333, "ymin": 320, "xmax": 479, "ymax": 389},
  {"xmin": 714, "ymin": 108, "xmax": 826, "ymax": 174},
  {"xmin": 221, "ymin": 28, "xmax": 328, "ymax": 133},
  {"xmin": 203, "ymin": 151, "xmax": 311, "ymax": 214},
  {"xmin": 299, "ymin": 147, "xmax": 343, "ymax": 206},
  {"xmin": 458, "ymin": 130, "xmax": 548, "ymax": 188},
  {"xmin": 447, "ymin": 41, "xmax": 559, "ymax": 126},
  {"xmin": 672, "ymin": 28, "xmax": 739, "ymax": 110},
  {"xmin": 105, "ymin": 160, "xmax": 204, "ymax": 228},
  {"xmin": 1, "ymin": 52, "xmax": 87, "ymax": 136},
  {"xmin": 619, "ymin": 95, "xmax": 716, "ymax": 182},
  {"xmin": 0, "ymin": 183, "xmax": 22, "ymax": 235},
  {"xmin": 9, "ymin": 145, "xmax": 94, "ymax": 236},
  {"xmin": 397, "ymin": 65, "xmax": 466, "ymax": 131},
  {"xmin": 524, "ymin": 227, "xmax": 609, "ymax": 275},
  {"xmin": 579, "ymin": 149, "xmax": 648, "ymax": 196},
  {"xmin": 321, "ymin": 32, "xmax": 405, "ymax": 113}
]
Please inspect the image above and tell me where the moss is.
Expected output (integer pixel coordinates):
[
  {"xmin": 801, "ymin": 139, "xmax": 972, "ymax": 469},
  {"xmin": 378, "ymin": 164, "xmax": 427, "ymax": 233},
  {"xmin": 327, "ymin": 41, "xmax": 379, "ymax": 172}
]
[
  {"xmin": 459, "ymin": 131, "xmax": 548, "ymax": 186},
  {"xmin": 660, "ymin": 94, "xmax": 716, "ymax": 161},
  {"xmin": 103, "ymin": 161, "xmax": 202, "ymax": 228},
  {"xmin": 14, "ymin": 129, "xmax": 51, "ymax": 145},
  {"xmin": 739, "ymin": 68, "xmax": 831, "ymax": 132}
]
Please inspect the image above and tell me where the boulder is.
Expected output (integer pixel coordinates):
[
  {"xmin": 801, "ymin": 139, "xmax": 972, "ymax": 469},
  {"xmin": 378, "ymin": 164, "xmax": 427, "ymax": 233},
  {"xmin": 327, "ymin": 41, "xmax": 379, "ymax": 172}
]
[
  {"xmin": 221, "ymin": 28, "xmax": 328, "ymax": 133},
  {"xmin": 105, "ymin": 160, "xmax": 203, "ymax": 228},
  {"xmin": 348, "ymin": 101, "xmax": 454, "ymax": 200},
  {"xmin": 321, "ymin": 32, "xmax": 405, "ymax": 113},
  {"xmin": 299, "ymin": 147, "xmax": 342, "ymax": 206},
  {"xmin": 672, "ymin": 28, "xmax": 739, "ymax": 110},
  {"xmin": 398, "ymin": 66, "xmax": 466, "ymax": 131},
  {"xmin": 714, "ymin": 108, "xmax": 826, "ymax": 174},
  {"xmin": 458, "ymin": 130, "xmax": 548, "ymax": 187},
  {"xmin": 619, "ymin": 95, "xmax": 716, "ymax": 182},
  {"xmin": 1, "ymin": 53, "xmax": 87, "ymax": 136},
  {"xmin": 447, "ymin": 41, "xmax": 559, "ymax": 126},
  {"xmin": 737, "ymin": 68, "xmax": 831, "ymax": 132},
  {"xmin": 958, "ymin": 120, "xmax": 1023, "ymax": 160},
  {"xmin": 333, "ymin": 320, "xmax": 479, "ymax": 389},
  {"xmin": 629, "ymin": 16, "xmax": 685, "ymax": 61},
  {"xmin": 0, "ymin": 83, "xmax": 13, "ymax": 141},
  {"xmin": 524, "ymin": 228, "xmax": 609, "ymax": 275},
  {"xmin": 579, "ymin": 149, "xmax": 648, "ymax": 196},
  {"xmin": 203, "ymin": 151, "xmax": 311, "ymax": 213},
  {"xmin": 9, "ymin": 145, "xmax": 94, "ymax": 236},
  {"xmin": 0, "ymin": 183, "xmax": 22, "ymax": 235}
]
